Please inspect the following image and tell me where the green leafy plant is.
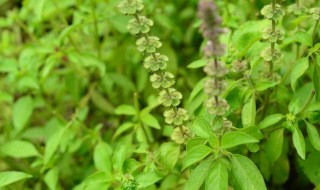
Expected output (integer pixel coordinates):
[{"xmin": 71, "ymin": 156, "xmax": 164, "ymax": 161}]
[{"xmin": 1, "ymin": 0, "xmax": 320, "ymax": 189}]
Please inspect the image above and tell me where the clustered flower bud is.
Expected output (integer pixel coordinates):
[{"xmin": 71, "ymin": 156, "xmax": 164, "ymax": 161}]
[
  {"xmin": 171, "ymin": 126, "xmax": 193, "ymax": 144},
  {"xmin": 231, "ymin": 60, "xmax": 248, "ymax": 73},
  {"xmin": 198, "ymin": 0, "xmax": 230, "ymax": 116},
  {"xmin": 119, "ymin": 0, "xmax": 190, "ymax": 136},
  {"xmin": 309, "ymin": 8, "xmax": 320, "ymax": 20},
  {"xmin": 260, "ymin": 1, "xmax": 284, "ymax": 79},
  {"xmin": 198, "ymin": 0, "xmax": 225, "ymax": 57}
]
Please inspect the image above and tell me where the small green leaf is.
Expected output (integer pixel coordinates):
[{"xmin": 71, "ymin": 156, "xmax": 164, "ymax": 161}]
[
  {"xmin": 182, "ymin": 145, "xmax": 212, "ymax": 170},
  {"xmin": 187, "ymin": 59, "xmax": 206, "ymax": 69},
  {"xmin": 94, "ymin": 142, "xmax": 113, "ymax": 174},
  {"xmin": 288, "ymin": 98, "xmax": 301, "ymax": 115},
  {"xmin": 1, "ymin": 140, "xmax": 39, "ymax": 158},
  {"xmin": 306, "ymin": 122, "xmax": 320, "ymax": 151},
  {"xmin": 159, "ymin": 142, "xmax": 180, "ymax": 171},
  {"xmin": 242, "ymin": 94, "xmax": 256, "ymax": 127},
  {"xmin": 184, "ymin": 160, "xmax": 211, "ymax": 190},
  {"xmin": 293, "ymin": 31, "xmax": 313, "ymax": 46},
  {"xmin": 114, "ymin": 104, "xmax": 136, "ymax": 115},
  {"xmin": 221, "ymin": 131, "xmax": 259, "ymax": 149},
  {"xmin": 13, "ymin": 96, "xmax": 34, "ymax": 131},
  {"xmin": 44, "ymin": 127, "xmax": 67, "ymax": 165},
  {"xmin": 0, "ymin": 171, "xmax": 32, "ymax": 187},
  {"xmin": 90, "ymin": 88, "xmax": 114, "ymax": 114},
  {"xmin": 291, "ymin": 57, "xmax": 309, "ymax": 91},
  {"xmin": 231, "ymin": 154, "xmax": 267, "ymax": 190},
  {"xmin": 292, "ymin": 125, "xmax": 306, "ymax": 160},
  {"xmin": 44, "ymin": 168, "xmax": 59, "ymax": 190},
  {"xmin": 113, "ymin": 122, "xmax": 134, "ymax": 140},
  {"xmin": 136, "ymin": 171, "xmax": 163, "ymax": 188},
  {"xmin": 265, "ymin": 129, "xmax": 284, "ymax": 166},
  {"xmin": 190, "ymin": 117, "xmax": 211, "ymax": 138},
  {"xmin": 314, "ymin": 65, "xmax": 320, "ymax": 101},
  {"xmin": 258, "ymin": 114, "xmax": 284, "ymax": 129},
  {"xmin": 205, "ymin": 160, "xmax": 228, "ymax": 190},
  {"xmin": 112, "ymin": 145, "xmax": 127, "ymax": 174},
  {"xmin": 240, "ymin": 125, "xmax": 264, "ymax": 140},
  {"xmin": 140, "ymin": 110, "xmax": 160, "ymax": 129}
]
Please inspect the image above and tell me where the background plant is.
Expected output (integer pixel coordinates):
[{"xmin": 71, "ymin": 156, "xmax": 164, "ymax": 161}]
[{"xmin": 0, "ymin": 0, "xmax": 320, "ymax": 190}]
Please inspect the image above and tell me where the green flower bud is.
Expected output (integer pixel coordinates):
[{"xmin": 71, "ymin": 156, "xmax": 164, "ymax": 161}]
[
  {"xmin": 171, "ymin": 126, "xmax": 193, "ymax": 144},
  {"xmin": 136, "ymin": 36, "xmax": 162, "ymax": 53},
  {"xmin": 143, "ymin": 53, "xmax": 168, "ymax": 71},
  {"xmin": 231, "ymin": 60, "xmax": 248, "ymax": 72},
  {"xmin": 204, "ymin": 79, "xmax": 227, "ymax": 96},
  {"xmin": 118, "ymin": 0, "xmax": 144, "ymax": 15},
  {"xmin": 150, "ymin": 72, "xmax": 175, "ymax": 89},
  {"xmin": 260, "ymin": 47, "xmax": 282, "ymax": 62},
  {"xmin": 127, "ymin": 16, "xmax": 153, "ymax": 35},
  {"xmin": 205, "ymin": 97, "xmax": 230, "ymax": 116},
  {"xmin": 261, "ymin": 4, "xmax": 284, "ymax": 20},
  {"xmin": 309, "ymin": 8, "xmax": 320, "ymax": 20},
  {"xmin": 204, "ymin": 61, "xmax": 228, "ymax": 78},
  {"xmin": 158, "ymin": 88, "xmax": 182, "ymax": 107},
  {"xmin": 164, "ymin": 108, "xmax": 189, "ymax": 125},
  {"xmin": 262, "ymin": 28, "xmax": 284, "ymax": 43}
]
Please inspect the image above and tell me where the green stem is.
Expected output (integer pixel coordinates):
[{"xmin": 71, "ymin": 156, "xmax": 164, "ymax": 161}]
[
  {"xmin": 90, "ymin": 0, "xmax": 101, "ymax": 59},
  {"xmin": 298, "ymin": 90, "xmax": 316, "ymax": 115},
  {"xmin": 270, "ymin": 0, "xmax": 276, "ymax": 74},
  {"xmin": 312, "ymin": 19, "xmax": 319, "ymax": 40}
]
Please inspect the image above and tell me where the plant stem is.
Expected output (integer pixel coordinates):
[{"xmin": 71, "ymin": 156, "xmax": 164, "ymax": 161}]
[
  {"xmin": 270, "ymin": 0, "xmax": 276, "ymax": 74},
  {"xmin": 312, "ymin": 19, "xmax": 319, "ymax": 40},
  {"xmin": 90, "ymin": 0, "xmax": 101, "ymax": 59},
  {"xmin": 298, "ymin": 90, "xmax": 316, "ymax": 115}
]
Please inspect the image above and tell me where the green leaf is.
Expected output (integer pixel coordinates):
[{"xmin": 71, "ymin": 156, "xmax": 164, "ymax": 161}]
[
  {"xmin": 44, "ymin": 168, "xmax": 59, "ymax": 190},
  {"xmin": 187, "ymin": 59, "xmax": 206, "ymax": 69},
  {"xmin": 221, "ymin": 131, "xmax": 259, "ymax": 149},
  {"xmin": 231, "ymin": 154, "xmax": 267, "ymax": 190},
  {"xmin": 0, "ymin": 171, "xmax": 32, "ymax": 187},
  {"xmin": 82, "ymin": 171, "xmax": 112, "ymax": 188},
  {"xmin": 205, "ymin": 160, "xmax": 228, "ymax": 190},
  {"xmin": 136, "ymin": 171, "xmax": 163, "ymax": 188},
  {"xmin": 258, "ymin": 114, "xmax": 284, "ymax": 129},
  {"xmin": 239, "ymin": 125, "xmax": 264, "ymax": 140},
  {"xmin": 184, "ymin": 160, "xmax": 212, "ymax": 190},
  {"xmin": 190, "ymin": 117, "xmax": 211, "ymax": 138},
  {"xmin": 140, "ymin": 110, "xmax": 160, "ymax": 129},
  {"xmin": 13, "ymin": 96, "xmax": 34, "ymax": 131},
  {"xmin": 265, "ymin": 129, "xmax": 284, "ymax": 166},
  {"xmin": 182, "ymin": 145, "xmax": 212, "ymax": 170},
  {"xmin": 112, "ymin": 145, "xmax": 127, "ymax": 173},
  {"xmin": 288, "ymin": 98, "xmax": 301, "ymax": 115},
  {"xmin": 90, "ymin": 88, "xmax": 114, "ymax": 114},
  {"xmin": 94, "ymin": 142, "xmax": 113, "ymax": 174},
  {"xmin": 44, "ymin": 127, "xmax": 67, "ymax": 165},
  {"xmin": 306, "ymin": 122, "xmax": 320, "ymax": 151},
  {"xmin": 314, "ymin": 65, "xmax": 320, "ymax": 101},
  {"xmin": 292, "ymin": 126, "xmax": 306, "ymax": 160},
  {"xmin": 1, "ymin": 140, "xmax": 39, "ymax": 158},
  {"xmin": 35, "ymin": 0, "xmax": 46, "ymax": 21},
  {"xmin": 291, "ymin": 57, "xmax": 309, "ymax": 91},
  {"xmin": 241, "ymin": 94, "xmax": 256, "ymax": 127},
  {"xmin": 293, "ymin": 31, "xmax": 313, "ymax": 46},
  {"xmin": 159, "ymin": 142, "xmax": 180, "ymax": 171},
  {"xmin": 113, "ymin": 122, "xmax": 134, "ymax": 140},
  {"xmin": 114, "ymin": 104, "xmax": 136, "ymax": 115}
]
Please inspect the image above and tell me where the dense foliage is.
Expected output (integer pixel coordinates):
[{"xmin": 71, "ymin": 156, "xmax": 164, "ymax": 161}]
[{"xmin": 0, "ymin": 0, "xmax": 320, "ymax": 189}]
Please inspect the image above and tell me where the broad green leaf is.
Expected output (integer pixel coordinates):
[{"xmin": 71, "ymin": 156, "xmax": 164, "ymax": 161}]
[
  {"xmin": 221, "ymin": 131, "xmax": 259, "ymax": 149},
  {"xmin": 293, "ymin": 31, "xmax": 313, "ymax": 46},
  {"xmin": 288, "ymin": 98, "xmax": 301, "ymax": 115},
  {"xmin": 94, "ymin": 142, "xmax": 113, "ymax": 174},
  {"xmin": 186, "ymin": 138, "xmax": 206, "ymax": 152},
  {"xmin": 231, "ymin": 154, "xmax": 267, "ymax": 190},
  {"xmin": 112, "ymin": 145, "xmax": 127, "ymax": 173},
  {"xmin": 159, "ymin": 142, "xmax": 180, "ymax": 171},
  {"xmin": 265, "ymin": 129, "xmax": 284, "ymax": 166},
  {"xmin": 306, "ymin": 122, "xmax": 320, "ymax": 151},
  {"xmin": 291, "ymin": 57, "xmax": 309, "ymax": 91},
  {"xmin": 205, "ymin": 160, "xmax": 228, "ymax": 190},
  {"xmin": 272, "ymin": 156, "xmax": 290, "ymax": 185},
  {"xmin": 13, "ymin": 96, "xmax": 34, "ymax": 131},
  {"xmin": 184, "ymin": 160, "xmax": 212, "ymax": 190},
  {"xmin": 35, "ymin": 0, "xmax": 46, "ymax": 21},
  {"xmin": 0, "ymin": 171, "xmax": 32, "ymax": 187},
  {"xmin": 114, "ymin": 104, "xmax": 136, "ymax": 115},
  {"xmin": 240, "ymin": 125, "xmax": 263, "ymax": 140},
  {"xmin": 241, "ymin": 95, "xmax": 256, "ymax": 127},
  {"xmin": 182, "ymin": 145, "xmax": 212, "ymax": 170},
  {"xmin": 140, "ymin": 110, "xmax": 160, "ymax": 129},
  {"xmin": 187, "ymin": 59, "xmax": 206, "ymax": 69},
  {"xmin": 190, "ymin": 117, "xmax": 211, "ymax": 138},
  {"xmin": 113, "ymin": 122, "xmax": 134, "ymax": 140},
  {"xmin": 292, "ymin": 126, "xmax": 306, "ymax": 160},
  {"xmin": 136, "ymin": 171, "xmax": 163, "ymax": 188},
  {"xmin": 90, "ymin": 88, "xmax": 114, "ymax": 114},
  {"xmin": 44, "ymin": 127, "xmax": 67, "ymax": 165},
  {"xmin": 44, "ymin": 167, "xmax": 59, "ymax": 190},
  {"xmin": 82, "ymin": 171, "xmax": 112, "ymax": 189},
  {"xmin": 258, "ymin": 114, "xmax": 284, "ymax": 129},
  {"xmin": 1, "ymin": 140, "xmax": 39, "ymax": 158},
  {"xmin": 188, "ymin": 78, "xmax": 205, "ymax": 102}
]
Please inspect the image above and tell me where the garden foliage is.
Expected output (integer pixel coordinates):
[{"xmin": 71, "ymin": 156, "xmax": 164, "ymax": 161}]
[{"xmin": 0, "ymin": 0, "xmax": 320, "ymax": 189}]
